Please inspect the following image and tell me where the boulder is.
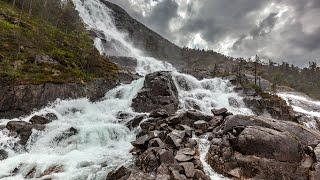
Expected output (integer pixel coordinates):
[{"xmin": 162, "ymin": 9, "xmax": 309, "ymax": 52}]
[
  {"xmin": 177, "ymin": 148, "xmax": 196, "ymax": 156},
  {"xmin": 175, "ymin": 154, "xmax": 194, "ymax": 162},
  {"xmin": 237, "ymin": 126, "xmax": 303, "ymax": 162},
  {"xmin": 169, "ymin": 166, "xmax": 187, "ymax": 180},
  {"xmin": 149, "ymin": 138, "xmax": 166, "ymax": 148},
  {"xmin": 132, "ymin": 71, "xmax": 179, "ymax": 114},
  {"xmin": 132, "ymin": 135, "xmax": 150, "ymax": 149},
  {"xmin": 158, "ymin": 149, "xmax": 175, "ymax": 164},
  {"xmin": 185, "ymin": 110, "xmax": 212, "ymax": 122},
  {"xmin": 165, "ymin": 133, "xmax": 181, "ymax": 148},
  {"xmin": 243, "ymin": 93, "xmax": 296, "ymax": 121},
  {"xmin": 149, "ymin": 109, "xmax": 169, "ymax": 119},
  {"xmin": 137, "ymin": 148, "xmax": 161, "ymax": 173},
  {"xmin": 106, "ymin": 166, "xmax": 131, "ymax": 180},
  {"xmin": 211, "ymin": 108, "xmax": 231, "ymax": 117},
  {"xmin": 193, "ymin": 120, "xmax": 209, "ymax": 131},
  {"xmin": 54, "ymin": 127, "xmax": 78, "ymax": 143},
  {"xmin": 126, "ymin": 115, "xmax": 146, "ymax": 130},
  {"xmin": 207, "ymin": 115, "xmax": 320, "ymax": 179},
  {"xmin": 29, "ymin": 115, "xmax": 52, "ymax": 125},
  {"xmin": 224, "ymin": 115, "xmax": 320, "ymax": 146},
  {"xmin": 0, "ymin": 149, "xmax": 8, "ymax": 160},
  {"xmin": 180, "ymin": 162, "xmax": 195, "ymax": 178},
  {"xmin": 193, "ymin": 169, "xmax": 210, "ymax": 180},
  {"xmin": 6, "ymin": 121, "xmax": 33, "ymax": 145}
]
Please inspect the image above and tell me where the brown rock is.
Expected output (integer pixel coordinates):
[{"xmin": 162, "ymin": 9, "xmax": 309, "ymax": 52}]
[
  {"xmin": 165, "ymin": 134, "xmax": 181, "ymax": 148},
  {"xmin": 175, "ymin": 154, "xmax": 194, "ymax": 162},
  {"xmin": 126, "ymin": 115, "xmax": 145, "ymax": 130},
  {"xmin": 211, "ymin": 108, "xmax": 231, "ymax": 117},
  {"xmin": 237, "ymin": 126, "xmax": 303, "ymax": 163},
  {"xmin": 180, "ymin": 162, "xmax": 195, "ymax": 178},
  {"xmin": 193, "ymin": 169, "xmax": 210, "ymax": 180},
  {"xmin": 149, "ymin": 138, "xmax": 166, "ymax": 148},
  {"xmin": 132, "ymin": 135, "xmax": 150, "ymax": 149},
  {"xmin": 177, "ymin": 148, "xmax": 196, "ymax": 156},
  {"xmin": 6, "ymin": 121, "xmax": 33, "ymax": 145},
  {"xmin": 132, "ymin": 71, "xmax": 179, "ymax": 114},
  {"xmin": 149, "ymin": 109, "xmax": 169, "ymax": 119},
  {"xmin": 29, "ymin": 115, "xmax": 52, "ymax": 125},
  {"xmin": 158, "ymin": 149, "xmax": 175, "ymax": 164},
  {"xmin": 194, "ymin": 120, "xmax": 209, "ymax": 131}
]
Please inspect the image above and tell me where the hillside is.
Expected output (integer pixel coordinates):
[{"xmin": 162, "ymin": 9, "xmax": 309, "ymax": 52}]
[
  {"xmin": 0, "ymin": 0, "xmax": 118, "ymax": 86},
  {"xmin": 101, "ymin": 1, "xmax": 232, "ymax": 69},
  {"xmin": 103, "ymin": 1, "xmax": 320, "ymax": 100}
]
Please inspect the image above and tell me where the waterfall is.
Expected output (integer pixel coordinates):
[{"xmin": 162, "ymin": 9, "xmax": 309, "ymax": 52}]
[{"xmin": 0, "ymin": 0, "xmax": 252, "ymax": 179}]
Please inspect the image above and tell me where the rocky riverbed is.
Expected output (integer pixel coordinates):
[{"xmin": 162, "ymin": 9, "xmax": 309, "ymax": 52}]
[{"xmin": 2, "ymin": 71, "xmax": 320, "ymax": 180}]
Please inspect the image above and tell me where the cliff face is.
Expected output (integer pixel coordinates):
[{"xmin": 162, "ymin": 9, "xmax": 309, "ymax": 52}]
[
  {"xmin": 101, "ymin": 1, "xmax": 185, "ymax": 67},
  {"xmin": 0, "ymin": 72, "xmax": 137, "ymax": 119}
]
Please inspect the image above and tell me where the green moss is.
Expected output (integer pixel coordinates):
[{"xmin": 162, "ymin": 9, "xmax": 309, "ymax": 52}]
[
  {"xmin": 0, "ymin": 1, "xmax": 119, "ymax": 86},
  {"xmin": 0, "ymin": 19, "xmax": 19, "ymax": 29},
  {"xmin": 244, "ymin": 83, "xmax": 263, "ymax": 94}
]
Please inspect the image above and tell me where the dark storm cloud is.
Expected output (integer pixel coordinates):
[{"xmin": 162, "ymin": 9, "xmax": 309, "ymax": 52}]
[
  {"xmin": 233, "ymin": 12, "xmax": 279, "ymax": 50},
  {"xmin": 107, "ymin": 0, "xmax": 320, "ymax": 66},
  {"xmin": 145, "ymin": 0, "xmax": 178, "ymax": 35}
]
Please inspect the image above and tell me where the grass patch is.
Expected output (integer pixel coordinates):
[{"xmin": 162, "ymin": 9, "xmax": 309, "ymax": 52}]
[{"xmin": 0, "ymin": 1, "xmax": 119, "ymax": 86}]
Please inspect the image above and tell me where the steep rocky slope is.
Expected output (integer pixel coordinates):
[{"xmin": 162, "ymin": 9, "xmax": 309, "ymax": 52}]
[
  {"xmin": 0, "ymin": 0, "xmax": 136, "ymax": 118},
  {"xmin": 97, "ymin": 1, "xmax": 232, "ymax": 70}
]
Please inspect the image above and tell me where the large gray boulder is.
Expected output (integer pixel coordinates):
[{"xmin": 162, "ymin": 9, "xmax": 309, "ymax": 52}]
[
  {"xmin": 132, "ymin": 71, "xmax": 179, "ymax": 114},
  {"xmin": 207, "ymin": 115, "xmax": 320, "ymax": 179}
]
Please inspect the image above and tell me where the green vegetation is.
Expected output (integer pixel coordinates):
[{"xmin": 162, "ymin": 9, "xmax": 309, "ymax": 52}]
[
  {"xmin": 234, "ymin": 57, "xmax": 320, "ymax": 100},
  {"xmin": 261, "ymin": 62, "xmax": 320, "ymax": 100},
  {"xmin": 0, "ymin": 0, "xmax": 118, "ymax": 85}
]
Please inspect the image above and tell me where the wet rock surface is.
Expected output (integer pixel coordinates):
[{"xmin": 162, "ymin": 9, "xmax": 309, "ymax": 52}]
[
  {"xmin": 108, "ymin": 108, "xmax": 222, "ymax": 180},
  {"xmin": 0, "ymin": 149, "xmax": 8, "ymax": 160},
  {"xmin": 206, "ymin": 114, "xmax": 320, "ymax": 179},
  {"xmin": 4, "ymin": 114, "xmax": 72, "ymax": 145},
  {"xmin": 0, "ymin": 72, "xmax": 137, "ymax": 119},
  {"xmin": 243, "ymin": 93, "xmax": 296, "ymax": 122},
  {"xmin": 132, "ymin": 71, "xmax": 179, "ymax": 114}
]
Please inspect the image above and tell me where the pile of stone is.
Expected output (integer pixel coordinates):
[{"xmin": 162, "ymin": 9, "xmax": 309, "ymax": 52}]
[{"xmin": 108, "ymin": 107, "xmax": 231, "ymax": 180}]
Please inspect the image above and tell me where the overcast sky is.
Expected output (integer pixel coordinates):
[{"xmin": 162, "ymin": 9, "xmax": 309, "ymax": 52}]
[{"xmin": 108, "ymin": 0, "xmax": 320, "ymax": 66}]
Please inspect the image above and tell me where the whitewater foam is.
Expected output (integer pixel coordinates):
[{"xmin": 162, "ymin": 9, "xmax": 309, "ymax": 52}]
[{"xmin": 278, "ymin": 92, "xmax": 320, "ymax": 118}]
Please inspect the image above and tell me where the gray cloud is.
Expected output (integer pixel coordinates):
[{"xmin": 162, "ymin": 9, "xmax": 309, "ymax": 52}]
[{"xmin": 108, "ymin": 0, "xmax": 320, "ymax": 66}]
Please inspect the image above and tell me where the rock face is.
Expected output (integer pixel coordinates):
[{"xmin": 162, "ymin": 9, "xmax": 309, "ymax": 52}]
[
  {"xmin": 132, "ymin": 71, "xmax": 179, "ymax": 114},
  {"xmin": 207, "ymin": 115, "xmax": 320, "ymax": 179},
  {"xmin": 108, "ymin": 56, "xmax": 138, "ymax": 73},
  {"xmin": 243, "ymin": 93, "xmax": 296, "ymax": 122},
  {"xmin": 0, "ymin": 73, "xmax": 136, "ymax": 119}
]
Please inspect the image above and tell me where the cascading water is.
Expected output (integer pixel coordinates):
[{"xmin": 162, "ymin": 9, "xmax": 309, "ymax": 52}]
[
  {"xmin": 278, "ymin": 92, "xmax": 320, "ymax": 129},
  {"xmin": 0, "ymin": 0, "xmax": 252, "ymax": 179},
  {"xmin": 278, "ymin": 92, "xmax": 320, "ymax": 118}
]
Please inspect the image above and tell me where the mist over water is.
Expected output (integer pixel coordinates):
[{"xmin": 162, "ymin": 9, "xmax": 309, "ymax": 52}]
[{"xmin": 3, "ymin": 0, "xmax": 309, "ymax": 179}]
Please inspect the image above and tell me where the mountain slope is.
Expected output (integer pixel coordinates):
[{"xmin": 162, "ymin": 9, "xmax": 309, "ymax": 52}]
[
  {"xmin": 0, "ymin": 0, "xmax": 137, "ymax": 118},
  {"xmin": 103, "ymin": 0, "xmax": 320, "ymax": 100},
  {"xmin": 100, "ymin": 1, "xmax": 233, "ymax": 69},
  {"xmin": 0, "ymin": 0, "xmax": 118, "ymax": 86}
]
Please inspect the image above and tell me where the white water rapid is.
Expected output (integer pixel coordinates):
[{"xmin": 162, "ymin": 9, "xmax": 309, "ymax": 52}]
[
  {"xmin": 0, "ymin": 0, "xmax": 252, "ymax": 179},
  {"xmin": 278, "ymin": 92, "xmax": 320, "ymax": 129}
]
